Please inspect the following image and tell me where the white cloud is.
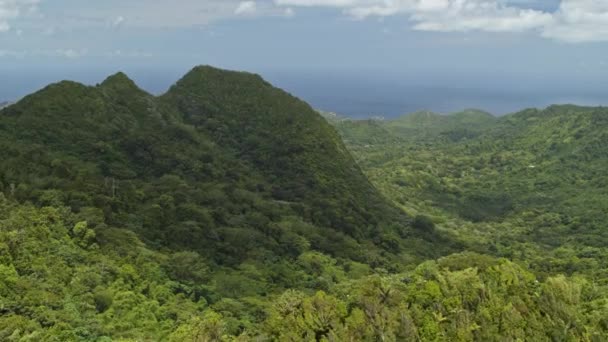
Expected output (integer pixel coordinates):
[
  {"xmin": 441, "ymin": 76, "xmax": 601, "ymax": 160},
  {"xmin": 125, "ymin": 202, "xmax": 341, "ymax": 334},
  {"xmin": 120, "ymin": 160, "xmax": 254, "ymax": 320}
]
[
  {"xmin": 4, "ymin": 0, "xmax": 607, "ymax": 43},
  {"xmin": 235, "ymin": 1, "xmax": 257, "ymax": 15},
  {"xmin": 274, "ymin": 0, "xmax": 361, "ymax": 6},
  {"xmin": 408, "ymin": 1, "xmax": 553, "ymax": 33},
  {"xmin": 28, "ymin": 0, "xmax": 290, "ymax": 31},
  {"xmin": 542, "ymin": 0, "xmax": 608, "ymax": 42},
  {"xmin": 0, "ymin": 49, "xmax": 26, "ymax": 58},
  {"xmin": 0, "ymin": 48, "xmax": 88, "ymax": 59},
  {"xmin": 110, "ymin": 16, "xmax": 125, "ymax": 28},
  {"xmin": 284, "ymin": 7, "xmax": 295, "ymax": 17},
  {"xmin": 47, "ymin": 48, "xmax": 88, "ymax": 59},
  {"xmin": 104, "ymin": 49, "xmax": 153, "ymax": 58},
  {"xmin": 0, "ymin": 48, "xmax": 155, "ymax": 59},
  {"xmin": 274, "ymin": 0, "xmax": 608, "ymax": 42},
  {"xmin": 42, "ymin": 26, "xmax": 55, "ymax": 36},
  {"xmin": 0, "ymin": 0, "xmax": 39, "ymax": 32}
]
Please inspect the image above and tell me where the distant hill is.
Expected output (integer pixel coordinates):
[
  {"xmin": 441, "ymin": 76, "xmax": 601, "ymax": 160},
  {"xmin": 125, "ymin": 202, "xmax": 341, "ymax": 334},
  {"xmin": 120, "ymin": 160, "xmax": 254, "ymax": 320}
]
[
  {"xmin": 385, "ymin": 109, "xmax": 496, "ymax": 141},
  {"xmin": 326, "ymin": 108, "xmax": 497, "ymax": 146}
]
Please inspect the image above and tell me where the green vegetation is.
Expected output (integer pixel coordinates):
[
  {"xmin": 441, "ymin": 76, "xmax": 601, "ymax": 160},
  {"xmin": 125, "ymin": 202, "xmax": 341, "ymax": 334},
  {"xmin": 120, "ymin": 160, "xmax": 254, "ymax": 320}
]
[
  {"xmin": 326, "ymin": 104, "xmax": 608, "ymax": 339},
  {"xmin": 1, "ymin": 66, "xmax": 607, "ymax": 340},
  {"xmin": 384, "ymin": 109, "xmax": 495, "ymax": 142},
  {"xmin": 0, "ymin": 66, "xmax": 458, "ymax": 340}
]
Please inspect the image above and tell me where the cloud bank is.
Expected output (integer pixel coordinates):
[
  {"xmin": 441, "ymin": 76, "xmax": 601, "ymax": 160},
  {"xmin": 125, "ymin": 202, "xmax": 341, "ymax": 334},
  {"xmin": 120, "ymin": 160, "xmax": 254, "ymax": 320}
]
[
  {"xmin": 0, "ymin": 0, "xmax": 39, "ymax": 32},
  {"xmin": 274, "ymin": 0, "xmax": 608, "ymax": 42},
  {"xmin": 2, "ymin": 0, "xmax": 607, "ymax": 43}
]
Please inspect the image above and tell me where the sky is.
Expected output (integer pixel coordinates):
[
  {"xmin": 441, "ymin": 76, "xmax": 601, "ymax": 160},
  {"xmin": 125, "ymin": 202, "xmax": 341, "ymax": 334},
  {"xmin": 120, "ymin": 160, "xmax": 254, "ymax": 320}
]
[{"xmin": 2, "ymin": 0, "xmax": 608, "ymax": 117}]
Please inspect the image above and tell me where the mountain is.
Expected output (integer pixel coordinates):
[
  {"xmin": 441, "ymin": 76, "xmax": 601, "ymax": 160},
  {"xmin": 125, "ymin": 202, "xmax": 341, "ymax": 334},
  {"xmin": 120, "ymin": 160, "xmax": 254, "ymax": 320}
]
[
  {"xmin": 0, "ymin": 66, "xmax": 464, "ymax": 339},
  {"xmin": 0, "ymin": 101, "xmax": 11, "ymax": 109},
  {"xmin": 1, "ymin": 69, "xmax": 604, "ymax": 340},
  {"xmin": 161, "ymin": 66, "xmax": 392, "ymax": 232},
  {"xmin": 0, "ymin": 65, "xmax": 456, "ymax": 268}
]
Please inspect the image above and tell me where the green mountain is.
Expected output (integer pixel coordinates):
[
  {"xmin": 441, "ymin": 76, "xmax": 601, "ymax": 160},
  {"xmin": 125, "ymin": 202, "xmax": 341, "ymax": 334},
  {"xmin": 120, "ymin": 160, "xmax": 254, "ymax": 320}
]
[
  {"xmin": 0, "ymin": 66, "xmax": 457, "ymax": 266},
  {"xmin": 0, "ymin": 66, "xmax": 462, "ymax": 339},
  {"xmin": 2, "ymin": 68, "xmax": 605, "ymax": 340}
]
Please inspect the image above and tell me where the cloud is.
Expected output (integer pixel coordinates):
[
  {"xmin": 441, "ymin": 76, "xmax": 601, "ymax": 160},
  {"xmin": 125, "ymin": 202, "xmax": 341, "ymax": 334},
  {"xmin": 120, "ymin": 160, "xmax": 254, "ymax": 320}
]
[
  {"xmin": 408, "ymin": 1, "xmax": 554, "ymax": 33},
  {"xmin": 0, "ymin": 0, "xmax": 40, "ymax": 32},
  {"xmin": 274, "ymin": 0, "xmax": 361, "ymax": 6},
  {"xmin": 0, "ymin": 48, "xmax": 87, "ymax": 59},
  {"xmin": 235, "ymin": 1, "xmax": 257, "ymax": 16},
  {"xmin": 284, "ymin": 7, "xmax": 295, "ymax": 17},
  {"xmin": 22, "ymin": 0, "xmax": 291, "ymax": 31},
  {"xmin": 0, "ymin": 48, "xmax": 155, "ymax": 59},
  {"xmin": 104, "ymin": 49, "xmax": 154, "ymax": 58},
  {"xmin": 274, "ymin": 0, "xmax": 608, "ymax": 42},
  {"xmin": 110, "ymin": 16, "xmax": 125, "ymax": 28},
  {"xmin": 542, "ymin": 0, "xmax": 608, "ymax": 42},
  {"xmin": 4, "ymin": 0, "xmax": 607, "ymax": 43},
  {"xmin": 53, "ymin": 48, "xmax": 87, "ymax": 59}
]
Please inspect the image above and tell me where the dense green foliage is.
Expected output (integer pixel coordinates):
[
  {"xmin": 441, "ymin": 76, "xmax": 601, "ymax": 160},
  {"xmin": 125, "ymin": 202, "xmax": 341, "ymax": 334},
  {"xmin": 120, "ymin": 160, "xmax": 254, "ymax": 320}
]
[
  {"xmin": 330, "ymin": 105, "xmax": 608, "ymax": 250},
  {"xmin": 2, "ymin": 66, "xmax": 607, "ymax": 340},
  {"xmin": 2, "ymin": 201, "xmax": 605, "ymax": 340},
  {"xmin": 0, "ymin": 67, "xmax": 459, "ymax": 340},
  {"xmin": 0, "ymin": 67, "xmax": 452, "ymax": 268},
  {"xmin": 326, "ymin": 105, "xmax": 608, "ymax": 338}
]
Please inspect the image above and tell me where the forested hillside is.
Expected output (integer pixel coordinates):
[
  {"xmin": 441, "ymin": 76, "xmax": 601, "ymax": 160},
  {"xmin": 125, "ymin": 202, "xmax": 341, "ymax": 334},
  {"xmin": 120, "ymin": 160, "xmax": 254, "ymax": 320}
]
[
  {"xmin": 0, "ymin": 66, "xmax": 459, "ymax": 340},
  {"xmin": 1, "ymin": 67, "xmax": 606, "ymax": 340},
  {"xmin": 326, "ymin": 105, "xmax": 608, "ymax": 339}
]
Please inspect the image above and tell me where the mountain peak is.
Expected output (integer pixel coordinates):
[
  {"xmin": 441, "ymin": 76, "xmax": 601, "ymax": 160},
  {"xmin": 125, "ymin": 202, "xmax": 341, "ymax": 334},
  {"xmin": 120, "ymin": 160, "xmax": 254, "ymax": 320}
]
[
  {"xmin": 99, "ymin": 72, "xmax": 141, "ymax": 92},
  {"xmin": 166, "ymin": 65, "xmax": 268, "ymax": 96},
  {"xmin": 185, "ymin": 65, "xmax": 261, "ymax": 78},
  {"xmin": 453, "ymin": 108, "xmax": 494, "ymax": 117}
]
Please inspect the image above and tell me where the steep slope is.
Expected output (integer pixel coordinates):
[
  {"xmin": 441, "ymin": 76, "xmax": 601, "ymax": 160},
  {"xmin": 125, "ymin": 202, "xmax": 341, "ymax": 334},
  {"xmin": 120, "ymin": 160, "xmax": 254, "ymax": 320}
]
[
  {"xmin": 161, "ymin": 66, "xmax": 399, "ymax": 237},
  {"xmin": 319, "ymin": 111, "xmax": 400, "ymax": 146}
]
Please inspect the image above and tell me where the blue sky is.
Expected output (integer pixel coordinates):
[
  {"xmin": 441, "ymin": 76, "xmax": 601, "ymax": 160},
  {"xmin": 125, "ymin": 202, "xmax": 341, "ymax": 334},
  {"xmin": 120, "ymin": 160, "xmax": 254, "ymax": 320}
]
[{"xmin": 2, "ymin": 0, "xmax": 608, "ymax": 115}]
